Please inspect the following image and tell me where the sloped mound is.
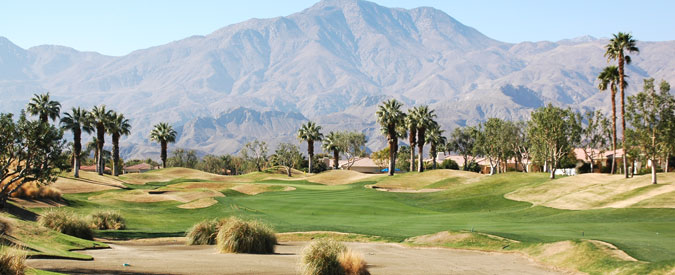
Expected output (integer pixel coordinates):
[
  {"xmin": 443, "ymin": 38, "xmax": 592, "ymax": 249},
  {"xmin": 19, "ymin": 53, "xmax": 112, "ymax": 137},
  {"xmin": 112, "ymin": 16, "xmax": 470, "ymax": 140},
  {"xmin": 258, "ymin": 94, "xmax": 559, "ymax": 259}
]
[
  {"xmin": 230, "ymin": 184, "xmax": 294, "ymax": 195},
  {"xmin": 54, "ymin": 171, "xmax": 126, "ymax": 193},
  {"xmin": 306, "ymin": 170, "xmax": 381, "ymax": 185},
  {"xmin": 90, "ymin": 189, "xmax": 224, "ymax": 203},
  {"xmin": 373, "ymin": 169, "xmax": 483, "ymax": 190},
  {"xmin": 120, "ymin": 168, "xmax": 236, "ymax": 185},
  {"xmin": 505, "ymin": 173, "xmax": 675, "ymax": 210},
  {"xmin": 178, "ymin": 198, "xmax": 219, "ymax": 209}
]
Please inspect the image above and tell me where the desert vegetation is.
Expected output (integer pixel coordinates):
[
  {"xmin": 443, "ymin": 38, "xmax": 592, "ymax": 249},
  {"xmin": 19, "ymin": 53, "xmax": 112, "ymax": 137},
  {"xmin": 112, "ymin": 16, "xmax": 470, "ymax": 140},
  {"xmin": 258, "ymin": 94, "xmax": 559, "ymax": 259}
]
[
  {"xmin": 88, "ymin": 210, "xmax": 126, "ymax": 230},
  {"xmin": 0, "ymin": 247, "xmax": 26, "ymax": 275},
  {"xmin": 186, "ymin": 219, "xmax": 225, "ymax": 245},
  {"xmin": 37, "ymin": 209, "xmax": 93, "ymax": 240},
  {"xmin": 216, "ymin": 217, "xmax": 276, "ymax": 254},
  {"xmin": 300, "ymin": 239, "xmax": 369, "ymax": 275}
]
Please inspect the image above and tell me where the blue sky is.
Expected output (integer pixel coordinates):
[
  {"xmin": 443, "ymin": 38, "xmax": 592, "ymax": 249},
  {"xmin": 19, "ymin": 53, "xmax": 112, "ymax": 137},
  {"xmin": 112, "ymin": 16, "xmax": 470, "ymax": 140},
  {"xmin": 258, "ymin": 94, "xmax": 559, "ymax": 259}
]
[{"xmin": 1, "ymin": 0, "xmax": 673, "ymax": 56}]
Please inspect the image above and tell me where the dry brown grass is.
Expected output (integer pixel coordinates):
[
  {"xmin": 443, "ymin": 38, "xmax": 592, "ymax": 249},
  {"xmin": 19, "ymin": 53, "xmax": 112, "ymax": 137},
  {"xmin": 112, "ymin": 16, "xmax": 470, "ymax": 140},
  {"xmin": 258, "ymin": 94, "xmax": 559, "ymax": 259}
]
[
  {"xmin": 338, "ymin": 248, "xmax": 370, "ymax": 275},
  {"xmin": 305, "ymin": 170, "xmax": 381, "ymax": 186},
  {"xmin": 120, "ymin": 167, "xmax": 237, "ymax": 185},
  {"xmin": 37, "ymin": 209, "xmax": 93, "ymax": 240},
  {"xmin": 88, "ymin": 210, "xmax": 126, "ymax": 230},
  {"xmin": 0, "ymin": 247, "xmax": 26, "ymax": 275},
  {"xmin": 53, "ymin": 172, "xmax": 125, "ymax": 194},
  {"xmin": 178, "ymin": 198, "xmax": 218, "ymax": 209},
  {"xmin": 0, "ymin": 217, "xmax": 12, "ymax": 236},
  {"xmin": 186, "ymin": 219, "xmax": 227, "ymax": 245},
  {"xmin": 505, "ymin": 173, "xmax": 675, "ymax": 210},
  {"xmin": 90, "ymin": 189, "xmax": 224, "ymax": 204},
  {"xmin": 374, "ymin": 169, "xmax": 483, "ymax": 190},
  {"xmin": 216, "ymin": 217, "xmax": 276, "ymax": 254},
  {"xmin": 11, "ymin": 183, "xmax": 62, "ymax": 200}
]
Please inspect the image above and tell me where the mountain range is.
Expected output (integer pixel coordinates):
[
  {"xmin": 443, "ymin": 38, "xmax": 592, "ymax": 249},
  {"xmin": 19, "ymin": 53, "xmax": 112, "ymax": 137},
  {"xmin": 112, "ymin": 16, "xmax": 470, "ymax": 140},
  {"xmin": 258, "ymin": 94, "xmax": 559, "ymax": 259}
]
[{"xmin": 1, "ymin": 0, "xmax": 674, "ymax": 160}]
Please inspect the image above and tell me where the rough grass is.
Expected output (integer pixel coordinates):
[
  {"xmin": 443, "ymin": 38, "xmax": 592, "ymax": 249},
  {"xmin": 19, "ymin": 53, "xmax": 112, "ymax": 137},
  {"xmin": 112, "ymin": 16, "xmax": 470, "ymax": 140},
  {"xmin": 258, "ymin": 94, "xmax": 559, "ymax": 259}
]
[
  {"xmin": 0, "ymin": 247, "xmax": 26, "ymax": 275},
  {"xmin": 0, "ymin": 217, "xmax": 11, "ymax": 236},
  {"xmin": 186, "ymin": 219, "xmax": 228, "ymax": 245},
  {"xmin": 37, "ymin": 209, "xmax": 93, "ymax": 240},
  {"xmin": 300, "ymin": 239, "xmax": 370, "ymax": 275},
  {"xmin": 216, "ymin": 217, "xmax": 276, "ymax": 254},
  {"xmin": 88, "ymin": 210, "xmax": 126, "ymax": 230}
]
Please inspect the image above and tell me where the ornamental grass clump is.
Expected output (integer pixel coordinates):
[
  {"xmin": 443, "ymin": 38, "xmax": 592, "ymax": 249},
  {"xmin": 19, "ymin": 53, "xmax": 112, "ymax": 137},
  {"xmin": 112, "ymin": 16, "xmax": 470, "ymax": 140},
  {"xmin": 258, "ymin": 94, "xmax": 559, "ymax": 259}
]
[
  {"xmin": 186, "ymin": 218, "xmax": 229, "ymax": 245},
  {"xmin": 300, "ymin": 239, "xmax": 370, "ymax": 275},
  {"xmin": 216, "ymin": 217, "xmax": 276, "ymax": 254},
  {"xmin": 38, "ymin": 209, "xmax": 93, "ymax": 240},
  {"xmin": 0, "ymin": 247, "xmax": 26, "ymax": 275},
  {"xmin": 88, "ymin": 210, "xmax": 126, "ymax": 230}
]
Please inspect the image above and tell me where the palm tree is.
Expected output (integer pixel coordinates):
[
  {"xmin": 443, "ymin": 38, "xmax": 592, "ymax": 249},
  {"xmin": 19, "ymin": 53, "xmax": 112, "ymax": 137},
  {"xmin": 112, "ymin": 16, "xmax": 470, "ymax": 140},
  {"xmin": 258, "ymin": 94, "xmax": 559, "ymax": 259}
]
[
  {"xmin": 109, "ymin": 112, "xmax": 131, "ymax": 176},
  {"xmin": 405, "ymin": 109, "xmax": 418, "ymax": 172},
  {"xmin": 297, "ymin": 121, "xmax": 323, "ymax": 173},
  {"xmin": 26, "ymin": 92, "xmax": 61, "ymax": 123},
  {"xmin": 150, "ymin": 122, "xmax": 177, "ymax": 168},
  {"xmin": 605, "ymin": 32, "xmax": 639, "ymax": 178},
  {"xmin": 598, "ymin": 65, "xmax": 626, "ymax": 174},
  {"xmin": 89, "ymin": 105, "xmax": 113, "ymax": 175},
  {"xmin": 86, "ymin": 137, "xmax": 99, "ymax": 168},
  {"xmin": 411, "ymin": 105, "xmax": 437, "ymax": 172},
  {"xmin": 322, "ymin": 131, "xmax": 341, "ymax": 169},
  {"xmin": 376, "ymin": 99, "xmax": 405, "ymax": 176},
  {"xmin": 60, "ymin": 107, "xmax": 93, "ymax": 178},
  {"xmin": 426, "ymin": 124, "xmax": 446, "ymax": 170}
]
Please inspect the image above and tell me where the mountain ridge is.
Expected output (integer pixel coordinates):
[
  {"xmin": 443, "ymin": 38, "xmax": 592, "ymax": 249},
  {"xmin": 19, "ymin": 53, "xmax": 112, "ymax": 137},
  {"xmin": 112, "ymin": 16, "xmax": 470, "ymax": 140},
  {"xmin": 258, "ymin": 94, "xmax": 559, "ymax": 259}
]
[{"xmin": 1, "ymin": 0, "xmax": 674, "ymax": 160}]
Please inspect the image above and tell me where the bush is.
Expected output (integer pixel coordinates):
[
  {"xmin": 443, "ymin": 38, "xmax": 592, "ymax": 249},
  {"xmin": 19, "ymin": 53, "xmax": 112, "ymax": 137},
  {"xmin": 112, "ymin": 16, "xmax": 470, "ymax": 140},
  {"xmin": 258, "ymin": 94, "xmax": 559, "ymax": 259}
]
[
  {"xmin": 0, "ymin": 217, "xmax": 11, "ymax": 236},
  {"xmin": 576, "ymin": 162, "xmax": 591, "ymax": 174},
  {"xmin": 300, "ymin": 239, "xmax": 370, "ymax": 275},
  {"xmin": 38, "ymin": 209, "xmax": 93, "ymax": 240},
  {"xmin": 11, "ymin": 183, "xmax": 62, "ymax": 200},
  {"xmin": 216, "ymin": 217, "xmax": 276, "ymax": 254},
  {"xmin": 0, "ymin": 248, "xmax": 26, "ymax": 275},
  {"xmin": 464, "ymin": 161, "xmax": 481, "ymax": 173},
  {"xmin": 88, "ymin": 210, "xmax": 126, "ymax": 230},
  {"xmin": 438, "ymin": 159, "xmax": 459, "ymax": 170},
  {"xmin": 186, "ymin": 219, "xmax": 228, "ymax": 245}
]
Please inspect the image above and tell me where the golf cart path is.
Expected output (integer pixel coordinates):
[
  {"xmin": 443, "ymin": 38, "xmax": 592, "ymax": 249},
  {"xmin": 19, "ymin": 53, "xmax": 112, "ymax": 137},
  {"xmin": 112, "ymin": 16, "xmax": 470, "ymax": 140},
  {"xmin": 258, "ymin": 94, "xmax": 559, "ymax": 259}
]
[{"xmin": 28, "ymin": 240, "xmax": 564, "ymax": 275}]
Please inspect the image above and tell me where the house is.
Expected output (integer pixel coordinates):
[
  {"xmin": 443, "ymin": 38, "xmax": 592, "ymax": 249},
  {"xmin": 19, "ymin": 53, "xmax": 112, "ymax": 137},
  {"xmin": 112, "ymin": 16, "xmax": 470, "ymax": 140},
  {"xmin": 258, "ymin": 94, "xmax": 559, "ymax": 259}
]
[
  {"xmin": 573, "ymin": 148, "xmax": 629, "ymax": 173},
  {"xmin": 123, "ymin": 163, "xmax": 154, "ymax": 174}
]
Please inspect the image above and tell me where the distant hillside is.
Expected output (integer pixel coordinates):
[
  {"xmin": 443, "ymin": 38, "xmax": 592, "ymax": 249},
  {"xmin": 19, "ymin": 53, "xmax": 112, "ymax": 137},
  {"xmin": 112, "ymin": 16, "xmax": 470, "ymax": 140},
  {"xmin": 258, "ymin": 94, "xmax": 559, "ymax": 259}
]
[{"xmin": 1, "ymin": 0, "xmax": 674, "ymax": 159}]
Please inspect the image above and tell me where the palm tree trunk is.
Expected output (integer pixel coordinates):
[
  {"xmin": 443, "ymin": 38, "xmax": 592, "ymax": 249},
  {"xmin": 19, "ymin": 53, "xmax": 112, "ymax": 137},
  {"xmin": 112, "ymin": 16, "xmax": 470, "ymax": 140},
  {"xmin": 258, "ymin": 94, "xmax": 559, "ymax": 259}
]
[
  {"xmin": 611, "ymin": 88, "xmax": 617, "ymax": 175},
  {"xmin": 333, "ymin": 149, "xmax": 339, "ymax": 169},
  {"xmin": 112, "ymin": 134, "xmax": 120, "ymax": 176},
  {"xmin": 431, "ymin": 145, "xmax": 437, "ymax": 170},
  {"xmin": 388, "ymin": 139, "xmax": 395, "ymax": 176},
  {"xmin": 417, "ymin": 129, "xmax": 425, "ymax": 173},
  {"xmin": 409, "ymin": 130, "xmax": 416, "ymax": 172},
  {"xmin": 73, "ymin": 129, "xmax": 81, "ymax": 178},
  {"xmin": 161, "ymin": 141, "xmax": 167, "ymax": 168},
  {"xmin": 307, "ymin": 140, "xmax": 313, "ymax": 174},
  {"xmin": 619, "ymin": 55, "xmax": 628, "ymax": 178}
]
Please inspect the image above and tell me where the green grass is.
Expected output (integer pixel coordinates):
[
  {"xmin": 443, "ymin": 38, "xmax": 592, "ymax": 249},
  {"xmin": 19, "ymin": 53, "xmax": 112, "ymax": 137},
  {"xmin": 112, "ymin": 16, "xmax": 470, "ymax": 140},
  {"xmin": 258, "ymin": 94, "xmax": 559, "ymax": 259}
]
[{"xmin": 40, "ymin": 171, "xmax": 674, "ymax": 270}]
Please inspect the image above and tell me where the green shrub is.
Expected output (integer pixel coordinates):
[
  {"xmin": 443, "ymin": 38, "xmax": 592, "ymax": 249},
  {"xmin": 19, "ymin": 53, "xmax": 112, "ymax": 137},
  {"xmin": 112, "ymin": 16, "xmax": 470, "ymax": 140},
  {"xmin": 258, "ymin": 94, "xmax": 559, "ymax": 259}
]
[
  {"xmin": 216, "ymin": 217, "xmax": 276, "ymax": 254},
  {"xmin": 464, "ymin": 161, "xmax": 481, "ymax": 173},
  {"xmin": 438, "ymin": 159, "xmax": 459, "ymax": 170},
  {"xmin": 88, "ymin": 210, "xmax": 126, "ymax": 230},
  {"xmin": 186, "ymin": 219, "xmax": 228, "ymax": 245},
  {"xmin": 0, "ymin": 247, "xmax": 26, "ymax": 275},
  {"xmin": 38, "ymin": 209, "xmax": 93, "ymax": 240}
]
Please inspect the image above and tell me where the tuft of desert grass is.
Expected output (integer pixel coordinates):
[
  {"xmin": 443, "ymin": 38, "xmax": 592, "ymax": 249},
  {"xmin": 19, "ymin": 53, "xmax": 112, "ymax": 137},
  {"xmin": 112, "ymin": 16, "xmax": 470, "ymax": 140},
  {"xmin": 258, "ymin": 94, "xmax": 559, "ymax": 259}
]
[
  {"xmin": 0, "ymin": 217, "xmax": 12, "ymax": 236},
  {"xmin": 88, "ymin": 210, "xmax": 126, "ymax": 230},
  {"xmin": 300, "ymin": 239, "xmax": 346, "ymax": 275},
  {"xmin": 338, "ymin": 248, "xmax": 370, "ymax": 275},
  {"xmin": 0, "ymin": 247, "xmax": 26, "ymax": 275},
  {"xmin": 38, "ymin": 209, "xmax": 93, "ymax": 240},
  {"xmin": 11, "ymin": 183, "xmax": 62, "ymax": 200},
  {"xmin": 186, "ymin": 219, "xmax": 228, "ymax": 245},
  {"xmin": 216, "ymin": 217, "xmax": 276, "ymax": 254}
]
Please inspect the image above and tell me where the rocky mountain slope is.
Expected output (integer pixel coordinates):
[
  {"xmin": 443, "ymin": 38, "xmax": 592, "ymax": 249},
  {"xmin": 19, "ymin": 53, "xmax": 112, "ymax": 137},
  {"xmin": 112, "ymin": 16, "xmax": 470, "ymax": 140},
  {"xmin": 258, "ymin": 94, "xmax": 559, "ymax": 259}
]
[{"xmin": 1, "ymin": 0, "xmax": 674, "ymax": 159}]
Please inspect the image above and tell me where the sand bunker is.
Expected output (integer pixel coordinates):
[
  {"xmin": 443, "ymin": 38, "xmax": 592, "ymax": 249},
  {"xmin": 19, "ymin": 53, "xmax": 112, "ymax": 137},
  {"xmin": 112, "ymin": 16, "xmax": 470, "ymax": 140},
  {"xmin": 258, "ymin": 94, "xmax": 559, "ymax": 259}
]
[
  {"xmin": 230, "ymin": 184, "xmax": 295, "ymax": 195},
  {"xmin": 374, "ymin": 169, "xmax": 484, "ymax": 190},
  {"xmin": 305, "ymin": 170, "xmax": 382, "ymax": 185},
  {"xmin": 91, "ymin": 189, "xmax": 224, "ymax": 204}
]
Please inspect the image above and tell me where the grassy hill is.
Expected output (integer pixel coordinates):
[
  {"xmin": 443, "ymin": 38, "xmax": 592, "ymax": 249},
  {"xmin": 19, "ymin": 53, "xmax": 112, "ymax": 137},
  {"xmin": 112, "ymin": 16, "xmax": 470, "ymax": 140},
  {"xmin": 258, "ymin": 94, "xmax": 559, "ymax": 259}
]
[{"xmin": 14, "ymin": 168, "xmax": 675, "ymax": 274}]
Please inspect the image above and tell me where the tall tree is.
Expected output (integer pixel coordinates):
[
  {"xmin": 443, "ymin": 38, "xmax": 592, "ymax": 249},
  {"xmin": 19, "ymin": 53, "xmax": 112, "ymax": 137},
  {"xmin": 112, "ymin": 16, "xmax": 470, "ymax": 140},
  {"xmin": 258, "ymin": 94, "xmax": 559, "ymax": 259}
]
[
  {"xmin": 405, "ymin": 109, "xmax": 418, "ymax": 172},
  {"xmin": 0, "ymin": 112, "xmax": 64, "ymax": 208},
  {"xmin": 448, "ymin": 126, "xmax": 477, "ymax": 170},
  {"xmin": 109, "ymin": 112, "xmax": 131, "ymax": 176},
  {"xmin": 580, "ymin": 111, "xmax": 610, "ymax": 173},
  {"xmin": 626, "ymin": 79, "xmax": 673, "ymax": 184},
  {"xmin": 89, "ymin": 105, "xmax": 112, "ymax": 175},
  {"xmin": 297, "ymin": 121, "xmax": 323, "ymax": 174},
  {"xmin": 376, "ymin": 99, "xmax": 405, "ymax": 176},
  {"xmin": 659, "ymin": 81, "xmax": 675, "ymax": 172},
  {"xmin": 321, "ymin": 131, "xmax": 342, "ymax": 169},
  {"xmin": 150, "ymin": 122, "xmax": 177, "ymax": 169},
  {"xmin": 605, "ymin": 32, "xmax": 639, "ymax": 178},
  {"xmin": 598, "ymin": 65, "xmax": 626, "ymax": 174},
  {"xmin": 411, "ymin": 105, "xmax": 437, "ymax": 172},
  {"xmin": 426, "ymin": 124, "xmax": 446, "ymax": 170},
  {"xmin": 476, "ymin": 118, "xmax": 509, "ymax": 175},
  {"xmin": 528, "ymin": 104, "xmax": 582, "ymax": 179},
  {"xmin": 336, "ymin": 131, "xmax": 367, "ymax": 170},
  {"xmin": 273, "ymin": 143, "xmax": 303, "ymax": 177},
  {"xmin": 26, "ymin": 92, "xmax": 61, "ymax": 124},
  {"xmin": 240, "ymin": 140, "xmax": 268, "ymax": 172},
  {"xmin": 60, "ymin": 107, "xmax": 93, "ymax": 178}
]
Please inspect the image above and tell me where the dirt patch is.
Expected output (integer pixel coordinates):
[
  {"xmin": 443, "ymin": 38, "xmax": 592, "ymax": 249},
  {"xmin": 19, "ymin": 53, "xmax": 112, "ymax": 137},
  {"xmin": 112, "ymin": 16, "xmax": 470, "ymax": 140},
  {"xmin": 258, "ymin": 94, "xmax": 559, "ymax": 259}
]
[
  {"xmin": 27, "ymin": 240, "xmax": 561, "ymax": 275},
  {"xmin": 406, "ymin": 231, "xmax": 472, "ymax": 244},
  {"xmin": 177, "ymin": 198, "xmax": 218, "ymax": 209},
  {"xmin": 587, "ymin": 240, "xmax": 637, "ymax": 262},
  {"xmin": 276, "ymin": 231, "xmax": 379, "ymax": 242}
]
